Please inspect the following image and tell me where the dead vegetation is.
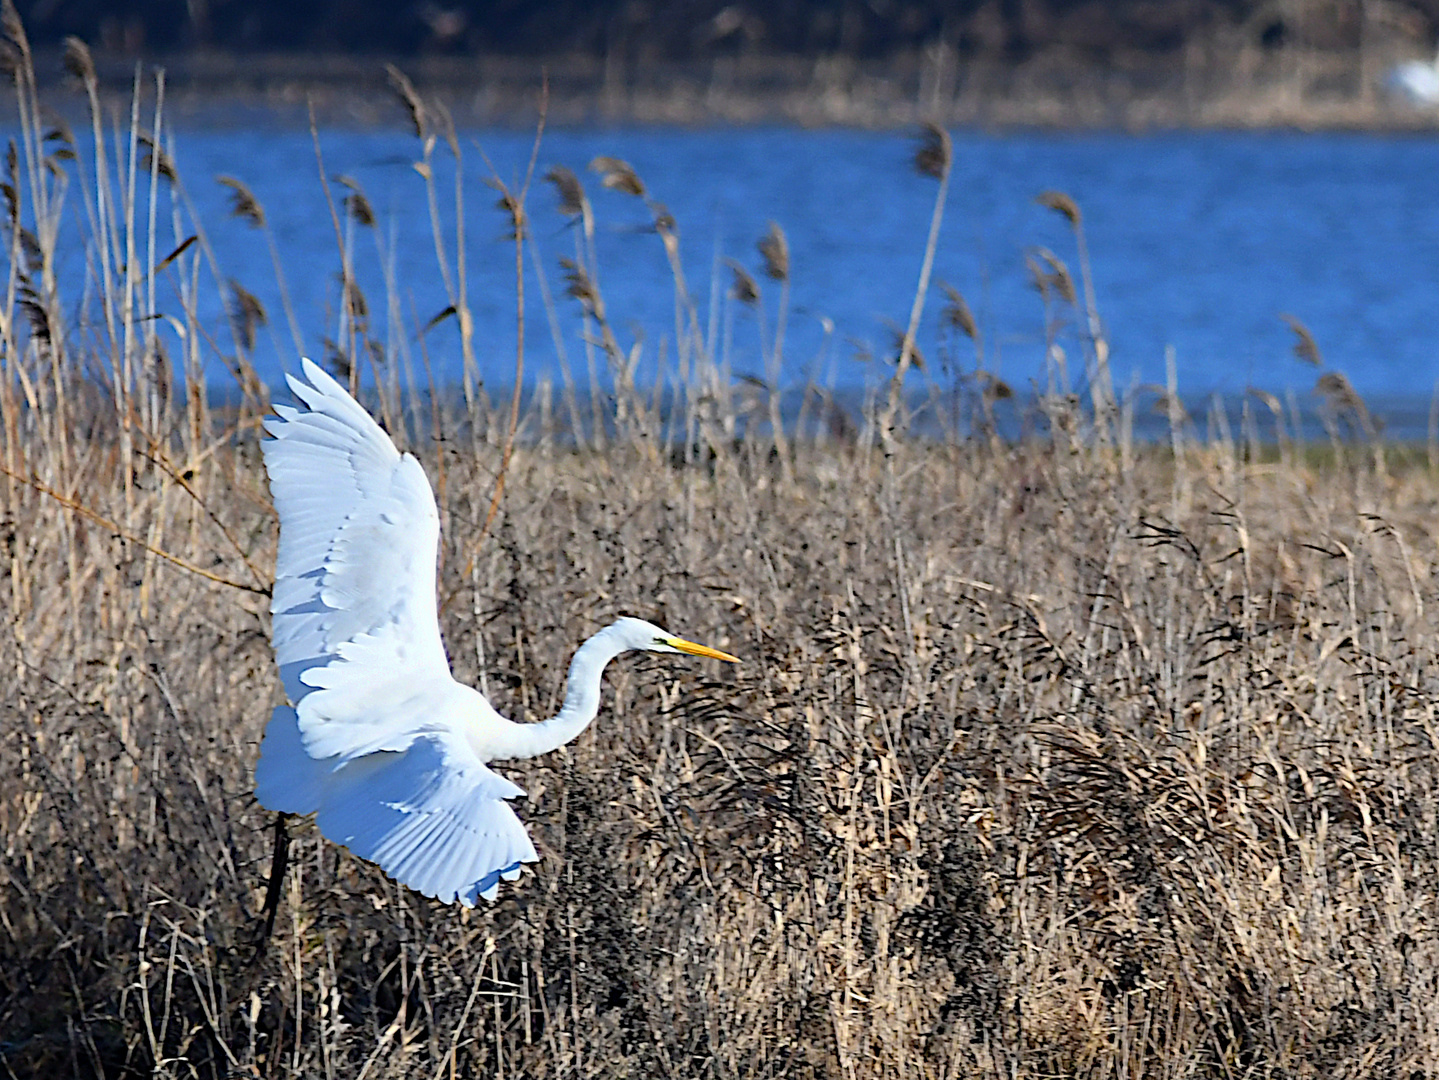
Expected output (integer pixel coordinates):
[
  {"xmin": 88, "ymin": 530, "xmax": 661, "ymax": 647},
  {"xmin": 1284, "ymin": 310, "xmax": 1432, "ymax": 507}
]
[
  {"xmin": 8, "ymin": 422, "xmax": 1439, "ymax": 1078},
  {"xmin": 4, "ymin": 7, "xmax": 1439, "ymax": 1076}
]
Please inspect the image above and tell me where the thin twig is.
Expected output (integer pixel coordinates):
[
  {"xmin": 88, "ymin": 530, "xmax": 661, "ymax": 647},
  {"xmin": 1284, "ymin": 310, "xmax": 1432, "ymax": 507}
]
[{"xmin": 0, "ymin": 462, "xmax": 270, "ymax": 596}]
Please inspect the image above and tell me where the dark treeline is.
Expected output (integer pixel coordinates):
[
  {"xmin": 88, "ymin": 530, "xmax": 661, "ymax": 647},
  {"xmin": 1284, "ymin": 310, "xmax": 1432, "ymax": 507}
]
[{"xmin": 13, "ymin": 0, "xmax": 1434, "ymax": 63}]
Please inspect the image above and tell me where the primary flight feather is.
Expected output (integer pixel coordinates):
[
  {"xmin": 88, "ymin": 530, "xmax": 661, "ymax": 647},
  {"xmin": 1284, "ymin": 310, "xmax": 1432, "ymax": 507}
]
[{"xmin": 254, "ymin": 358, "xmax": 739, "ymax": 905}]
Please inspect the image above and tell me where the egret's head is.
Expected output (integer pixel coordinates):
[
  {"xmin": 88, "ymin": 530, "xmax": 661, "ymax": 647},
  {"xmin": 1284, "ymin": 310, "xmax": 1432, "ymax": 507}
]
[{"xmin": 612, "ymin": 616, "xmax": 740, "ymax": 663}]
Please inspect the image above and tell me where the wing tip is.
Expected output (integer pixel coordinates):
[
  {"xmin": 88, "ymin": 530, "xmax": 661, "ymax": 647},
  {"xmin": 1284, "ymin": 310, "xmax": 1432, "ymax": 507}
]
[
  {"xmin": 461, "ymin": 858, "xmax": 531, "ymax": 905},
  {"xmin": 300, "ymin": 355, "xmax": 325, "ymax": 383}
]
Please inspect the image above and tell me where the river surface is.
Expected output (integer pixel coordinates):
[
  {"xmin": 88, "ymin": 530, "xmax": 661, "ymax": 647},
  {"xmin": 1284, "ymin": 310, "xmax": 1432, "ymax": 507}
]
[{"xmin": 39, "ymin": 123, "xmax": 1439, "ymax": 416}]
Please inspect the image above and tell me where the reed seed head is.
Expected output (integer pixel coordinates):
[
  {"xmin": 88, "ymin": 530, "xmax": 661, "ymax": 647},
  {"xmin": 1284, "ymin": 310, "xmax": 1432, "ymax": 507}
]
[
  {"xmin": 494, "ymin": 190, "xmax": 526, "ymax": 241},
  {"xmin": 974, "ymin": 370, "xmax": 1012, "ymax": 401},
  {"xmin": 727, "ymin": 259, "xmax": 759, "ymax": 305},
  {"xmin": 18, "ymin": 281, "xmax": 48, "ymax": 340},
  {"xmin": 226, "ymin": 279, "xmax": 267, "ymax": 351},
  {"xmin": 217, "ymin": 176, "xmax": 265, "ymax": 229},
  {"xmin": 324, "ymin": 342, "xmax": 352, "ymax": 383},
  {"xmin": 545, "ymin": 165, "xmax": 588, "ymax": 219},
  {"xmin": 61, "ymin": 38, "xmax": 94, "ymax": 88},
  {"xmin": 1036, "ymin": 189, "xmax": 1082, "ymax": 227},
  {"xmin": 19, "ymin": 227, "xmax": 42, "ymax": 272},
  {"xmin": 343, "ymin": 277, "xmax": 368, "ymax": 322},
  {"xmin": 1247, "ymin": 386, "xmax": 1283, "ymax": 418},
  {"xmin": 1148, "ymin": 389, "xmax": 1190, "ymax": 419},
  {"xmin": 1315, "ymin": 370, "xmax": 1361, "ymax": 411},
  {"xmin": 43, "ymin": 121, "xmax": 76, "ymax": 165},
  {"xmin": 650, "ymin": 203, "xmax": 676, "ymax": 235},
  {"xmin": 559, "ymin": 257, "xmax": 600, "ymax": 316},
  {"xmin": 139, "ymin": 134, "xmax": 176, "ymax": 184},
  {"xmin": 590, "ymin": 156, "xmax": 646, "ymax": 198},
  {"xmin": 1033, "ymin": 247, "xmax": 1077, "ymax": 305},
  {"xmin": 336, "ymin": 175, "xmax": 374, "ymax": 227},
  {"xmin": 888, "ymin": 327, "xmax": 926, "ymax": 370},
  {"xmin": 2, "ymin": 1, "xmax": 27, "ymax": 57},
  {"xmin": 1025, "ymin": 253, "xmax": 1051, "ymax": 304},
  {"xmin": 42, "ymin": 113, "xmax": 74, "ymax": 149},
  {"xmin": 758, "ymin": 221, "xmax": 789, "ymax": 283},
  {"xmin": 913, "ymin": 122, "xmax": 952, "ymax": 180},
  {"xmin": 385, "ymin": 64, "xmax": 427, "ymax": 139},
  {"xmin": 1280, "ymin": 313, "xmax": 1323, "ymax": 366},
  {"xmin": 940, "ymin": 283, "xmax": 977, "ymax": 340}
]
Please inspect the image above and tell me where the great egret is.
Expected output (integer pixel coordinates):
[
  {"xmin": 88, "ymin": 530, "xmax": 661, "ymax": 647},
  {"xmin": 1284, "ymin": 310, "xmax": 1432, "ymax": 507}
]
[{"xmin": 254, "ymin": 358, "xmax": 739, "ymax": 906}]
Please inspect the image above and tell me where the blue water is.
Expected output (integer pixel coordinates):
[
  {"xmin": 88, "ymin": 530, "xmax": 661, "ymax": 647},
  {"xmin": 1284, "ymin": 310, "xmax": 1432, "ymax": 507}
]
[{"xmin": 39, "ymin": 125, "xmax": 1439, "ymax": 403}]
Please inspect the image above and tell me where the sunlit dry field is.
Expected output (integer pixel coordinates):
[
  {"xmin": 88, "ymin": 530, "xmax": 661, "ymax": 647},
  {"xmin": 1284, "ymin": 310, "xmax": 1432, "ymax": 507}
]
[
  {"xmin": 8, "ymin": 419, "xmax": 1439, "ymax": 1078},
  {"xmin": 4, "ymin": 7, "xmax": 1439, "ymax": 1076}
]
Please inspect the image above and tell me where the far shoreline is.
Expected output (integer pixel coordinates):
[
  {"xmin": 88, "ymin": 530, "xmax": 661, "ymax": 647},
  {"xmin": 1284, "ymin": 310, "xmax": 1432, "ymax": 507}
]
[{"xmin": 21, "ymin": 45, "xmax": 1439, "ymax": 134}]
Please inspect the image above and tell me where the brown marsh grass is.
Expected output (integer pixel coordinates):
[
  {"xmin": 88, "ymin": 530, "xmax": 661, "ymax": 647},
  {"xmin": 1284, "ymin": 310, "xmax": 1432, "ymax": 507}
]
[{"xmin": 4, "ymin": 7, "xmax": 1439, "ymax": 1077}]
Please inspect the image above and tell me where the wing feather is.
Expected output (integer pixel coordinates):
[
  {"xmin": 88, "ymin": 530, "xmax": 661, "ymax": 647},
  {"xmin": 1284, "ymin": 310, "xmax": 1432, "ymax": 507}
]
[
  {"xmin": 263, "ymin": 357, "xmax": 450, "ymax": 760},
  {"xmin": 314, "ymin": 733, "xmax": 538, "ymax": 906},
  {"xmin": 256, "ymin": 695, "xmax": 539, "ymax": 905},
  {"xmin": 257, "ymin": 359, "xmax": 539, "ymax": 904},
  {"xmin": 253, "ymin": 705, "xmax": 322, "ymax": 816}
]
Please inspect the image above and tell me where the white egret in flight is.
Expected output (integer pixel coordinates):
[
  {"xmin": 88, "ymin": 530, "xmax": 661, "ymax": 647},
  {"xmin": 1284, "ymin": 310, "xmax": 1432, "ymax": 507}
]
[{"xmin": 254, "ymin": 359, "xmax": 739, "ymax": 906}]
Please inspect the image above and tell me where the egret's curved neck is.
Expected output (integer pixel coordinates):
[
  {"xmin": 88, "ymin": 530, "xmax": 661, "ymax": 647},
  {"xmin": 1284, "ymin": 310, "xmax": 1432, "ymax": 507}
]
[{"xmin": 494, "ymin": 624, "xmax": 632, "ymax": 760}]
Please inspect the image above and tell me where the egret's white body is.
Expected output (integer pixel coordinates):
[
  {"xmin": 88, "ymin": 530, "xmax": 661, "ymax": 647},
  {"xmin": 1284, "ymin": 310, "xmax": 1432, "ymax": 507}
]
[{"xmin": 254, "ymin": 358, "xmax": 737, "ymax": 905}]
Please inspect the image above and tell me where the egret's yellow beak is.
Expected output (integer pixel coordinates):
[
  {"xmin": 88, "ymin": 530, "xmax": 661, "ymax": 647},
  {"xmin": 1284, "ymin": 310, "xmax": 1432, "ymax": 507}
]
[{"xmin": 666, "ymin": 636, "xmax": 741, "ymax": 663}]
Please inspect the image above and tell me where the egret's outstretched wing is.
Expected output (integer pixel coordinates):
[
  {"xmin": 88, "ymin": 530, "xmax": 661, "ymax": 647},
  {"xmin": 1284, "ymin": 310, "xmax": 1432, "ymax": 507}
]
[
  {"xmin": 256, "ymin": 706, "xmax": 537, "ymax": 905},
  {"xmin": 257, "ymin": 359, "xmax": 541, "ymax": 904},
  {"xmin": 262, "ymin": 357, "xmax": 451, "ymax": 761}
]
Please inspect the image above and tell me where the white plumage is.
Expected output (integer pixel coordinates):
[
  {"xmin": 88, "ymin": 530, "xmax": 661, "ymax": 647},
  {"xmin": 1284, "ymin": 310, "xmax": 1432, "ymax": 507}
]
[{"xmin": 254, "ymin": 358, "xmax": 739, "ymax": 905}]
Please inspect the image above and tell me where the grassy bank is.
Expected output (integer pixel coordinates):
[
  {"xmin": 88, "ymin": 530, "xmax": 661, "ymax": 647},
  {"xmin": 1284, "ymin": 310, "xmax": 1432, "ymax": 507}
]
[{"xmin": 4, "ymin": 6, "xmax": 1439, "ymax": 1078}]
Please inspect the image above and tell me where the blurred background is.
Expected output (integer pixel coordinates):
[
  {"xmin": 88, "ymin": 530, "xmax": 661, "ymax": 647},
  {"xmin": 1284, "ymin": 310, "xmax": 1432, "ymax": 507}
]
[
  {"xmin": 14, "ymin": 0, "xmax": 1439, "ymax": 126},
  {"xmin": 8, "ymin": 0, "xmax": 1439, "ymax": 426}
]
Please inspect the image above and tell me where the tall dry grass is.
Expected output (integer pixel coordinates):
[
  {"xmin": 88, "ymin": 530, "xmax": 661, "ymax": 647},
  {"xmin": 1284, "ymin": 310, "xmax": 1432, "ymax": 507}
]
[{"xmin": 3, "ymin": 7, "xmax": 1439, "ymax": 1078}]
